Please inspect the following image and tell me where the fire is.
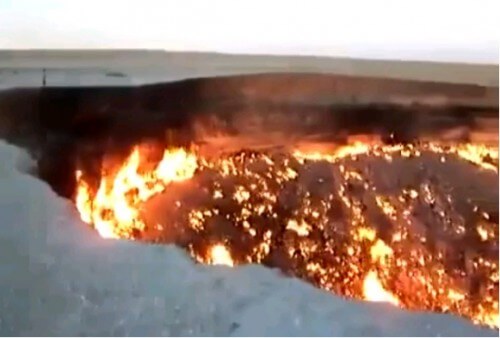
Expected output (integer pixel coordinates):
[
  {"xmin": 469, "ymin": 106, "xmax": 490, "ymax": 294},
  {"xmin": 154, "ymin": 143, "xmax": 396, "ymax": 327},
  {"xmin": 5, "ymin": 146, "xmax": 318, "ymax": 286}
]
[
  {"xmin": 74, "ymin": 140, "xmax": 499, "ymax": 328},
  {"xmin": 75, "ymin": 170, "xmax": 92, "ymax": 224},
  {"xmin": 455, "ymin": 144, "xmax": 498, "ymax": 172},
  {"xmin": 286, "ymin": 219, "xmax": 311, "ymax": 237},
  {"xmin": 208, "ymin": 244, "xmax": 234, "ymax": 267},
  {"xmin": 157, "ymin": 148, "xmax": 198, "ymax": 183},
  {"xmin": 370, "ymin": 239, "xmax": 393, "ymax": 266},
  {"xmin": 363, "ymin": 271, "xmax": 400, "ymax": 305},
  {"xmin": 75, "ymin": 146, "xmax": 197, "ymax": 238}
]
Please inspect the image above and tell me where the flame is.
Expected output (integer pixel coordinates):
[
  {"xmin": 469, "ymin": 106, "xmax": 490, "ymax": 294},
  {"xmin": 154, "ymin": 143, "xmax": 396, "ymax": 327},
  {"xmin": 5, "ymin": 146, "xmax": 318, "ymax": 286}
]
[
  {"xmin": 370, "ymin": 239, "xmax": 394, "ymax": 266},
  {"xmin": 157, "ymin": 148, "xmax": 198, "ymax": 182},
  {"xmin": 363, "ymin": 271, "xmax": 400, "ymax": 305},
  {"xmin": 286, "ymin": 219, "xmax": 311, "ymax": 237},
  {"xmin": 75, "ymin": 170, "xmax": 92, "ymax": 224},
  {"xmin": 75, "ymin": 146, "xmax": 197, "ymax": 238},
  {"xmin": 74, "ymin": 140, "xmax": 498, "ymax": 328},
  {"xmin": 455, "ymin": 144, "xmax": 498, "ymax": 172},
  {"xmin": 363, "ymin": 271, "xmax": 399, "ymax": 305},
  {"xmin": 208, "ymin": 244, "xmax": 234, "ymax": 267}
]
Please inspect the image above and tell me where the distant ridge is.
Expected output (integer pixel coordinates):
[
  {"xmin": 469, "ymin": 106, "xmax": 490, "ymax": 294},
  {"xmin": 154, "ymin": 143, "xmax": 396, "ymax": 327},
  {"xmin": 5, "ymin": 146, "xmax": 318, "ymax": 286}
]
[{"xmin": 0, "ymin": 50, "xmax": 498, "ymax": 87}]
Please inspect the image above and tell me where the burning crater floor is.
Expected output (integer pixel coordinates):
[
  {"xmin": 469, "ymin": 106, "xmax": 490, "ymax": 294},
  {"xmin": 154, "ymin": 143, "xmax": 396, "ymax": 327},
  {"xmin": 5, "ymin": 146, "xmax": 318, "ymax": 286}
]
[
  {"xmin": 0, "ymin": 139, "xmax": 499, "ymax": 336},
  {"xmin": 73, "ymin": 141, "xmax": 500, "ymax": 330}
]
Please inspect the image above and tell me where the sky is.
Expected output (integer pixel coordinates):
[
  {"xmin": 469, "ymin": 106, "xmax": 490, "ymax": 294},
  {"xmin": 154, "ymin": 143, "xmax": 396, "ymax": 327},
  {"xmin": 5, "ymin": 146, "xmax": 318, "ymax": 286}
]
[{"xmin": 0, "ymin": 0, "xmax": 498, "ymax": 64}]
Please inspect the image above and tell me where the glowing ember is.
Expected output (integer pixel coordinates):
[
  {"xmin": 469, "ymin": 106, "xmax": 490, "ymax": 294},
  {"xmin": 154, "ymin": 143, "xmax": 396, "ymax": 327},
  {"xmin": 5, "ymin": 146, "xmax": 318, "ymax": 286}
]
[
  {"xmin": 286, "ymin": 219, "xmax": 311, "ymax": 237},
  {"xmin": 74, "ymin": 140, "xmax": 499, "ymax": 328}
]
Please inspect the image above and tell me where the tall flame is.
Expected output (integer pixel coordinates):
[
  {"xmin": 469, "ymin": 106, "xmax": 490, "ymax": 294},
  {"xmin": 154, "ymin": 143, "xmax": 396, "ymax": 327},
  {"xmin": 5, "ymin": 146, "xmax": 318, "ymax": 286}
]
[
  {"xmin": 363, "ymin": 270, "xmax": 400, "ymax": 305},
  {"xmin": 75, "ymin": 146, "xmax": 197, "ymax": 238}
]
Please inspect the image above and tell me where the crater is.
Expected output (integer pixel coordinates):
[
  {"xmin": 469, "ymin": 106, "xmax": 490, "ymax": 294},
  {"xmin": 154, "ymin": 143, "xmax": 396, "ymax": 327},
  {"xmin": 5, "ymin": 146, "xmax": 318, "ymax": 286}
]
[{"xmin": 1, "ymin": 73, "xmax": 498, "ymax": 328}]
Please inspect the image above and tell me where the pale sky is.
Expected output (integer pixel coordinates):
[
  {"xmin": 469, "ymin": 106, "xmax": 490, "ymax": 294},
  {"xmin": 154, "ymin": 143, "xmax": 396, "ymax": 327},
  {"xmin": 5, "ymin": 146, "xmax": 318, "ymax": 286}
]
[{"xmin": 0, "ymin": 0, "xmax": 498, "ymax": 64}]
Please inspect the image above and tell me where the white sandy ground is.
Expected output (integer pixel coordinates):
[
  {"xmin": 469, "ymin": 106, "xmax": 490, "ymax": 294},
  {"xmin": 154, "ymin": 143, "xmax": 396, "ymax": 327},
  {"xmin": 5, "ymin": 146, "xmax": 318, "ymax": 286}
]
[
  {"xmin": 0, "ymin": 51, "xmax": 498, "ymax": 89},
  {"xmin": 0, "ymin": 139, "xmax": 497, "ymax": 336}
]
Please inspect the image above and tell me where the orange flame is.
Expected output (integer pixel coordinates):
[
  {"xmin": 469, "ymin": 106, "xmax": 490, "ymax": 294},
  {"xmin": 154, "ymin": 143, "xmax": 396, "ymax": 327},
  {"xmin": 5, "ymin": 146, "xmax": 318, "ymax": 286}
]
[
  {"xmin": 75, "ymin": 146, "xmax": 197, "ymax": 238},
  {"xmin": 208, "ymin": 244, "xmax": 234, "ymax": 267},
  {"xmin": 363, "ymin": 270, "xmax": 400, "ymax": 305}
]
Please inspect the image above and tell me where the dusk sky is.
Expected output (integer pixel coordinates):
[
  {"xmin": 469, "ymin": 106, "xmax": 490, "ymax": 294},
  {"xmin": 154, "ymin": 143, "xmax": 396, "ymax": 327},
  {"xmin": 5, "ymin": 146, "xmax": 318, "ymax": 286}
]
[{"xmin": 0, "ymin": 0, "xmax": 498, "ymax": 63}]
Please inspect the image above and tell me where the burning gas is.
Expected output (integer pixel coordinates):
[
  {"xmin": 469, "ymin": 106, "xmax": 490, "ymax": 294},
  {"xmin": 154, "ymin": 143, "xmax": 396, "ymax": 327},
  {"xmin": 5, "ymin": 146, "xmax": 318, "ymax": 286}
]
[
  {"xmin": 363, "ymin": 270, "xmax": 400, "ymax": 305},
  {"xmin": 74, "ymin": 140, "xmax": 499, "ymax": 328}
]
